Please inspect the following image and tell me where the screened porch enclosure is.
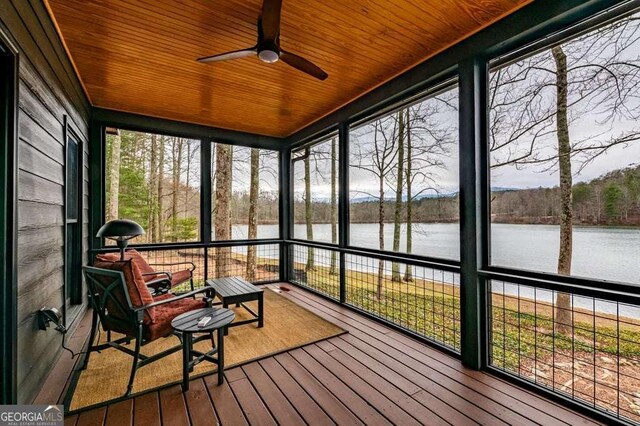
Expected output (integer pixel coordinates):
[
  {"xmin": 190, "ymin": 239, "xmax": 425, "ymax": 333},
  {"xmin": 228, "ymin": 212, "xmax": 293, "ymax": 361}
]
[
  {"xmin": 2, "ymin": 0, "xmax": 640, "ymax": 425},
  {"xmin": 89, "ymin": 2, "xmax": 640, "ymax": 421}
]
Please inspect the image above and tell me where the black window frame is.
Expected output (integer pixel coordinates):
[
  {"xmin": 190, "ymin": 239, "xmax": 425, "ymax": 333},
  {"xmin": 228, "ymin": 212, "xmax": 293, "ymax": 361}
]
[
  {"xmin": 0, "ymin": 26, "xmax": 18, "ymax": 406},
  {"xmin": 290, "ymin": 130, "xmax": 340, "ymax": 245},
  {"xmin": 101, "ymin": 127, "xmax": 204, "ymax": 246},
  {"xmin": 64, "ymin": 116, "xmax": 84, "ymax": 308},
  {"xmin": 482, "ymin": 1, "xmax": 640, "ymax": 292}
]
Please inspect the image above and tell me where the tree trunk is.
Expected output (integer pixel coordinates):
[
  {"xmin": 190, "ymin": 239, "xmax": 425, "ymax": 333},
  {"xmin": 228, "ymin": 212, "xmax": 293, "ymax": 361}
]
[
  {"xmin": 184, "ymin": 142, "xmax": 191, "ymax": 218},
  {"xmin": 149, "ymin": 134, "xmax": 158, "ymax": 243},
  {"xmin": 171, "ymin": 138, "xmax": 183, "ymax": 242},
  {"xmin": 107, "ymin": 132, "xmax": 121, "ymax": 221},
  {"xmin": 215, "ymin": 143, "xmax": 232, "ymax": 277},
  {"xmin": 392, "ymin": 109, "xmax": 405, "ymax": 282},
  {"xmin": 377, "ymin": 175, "xmax": 385, "ymax": 298},
  {"xmin": 304, "ymin": 148, "xmax": 315, "ymax": 270},
  {"xmin": 404, "ymin": 109, "xmax": 413, "ymax": 282},
  {"xmin": 157, "ymin": 136, "xmax": 165, "ymax": 241},
  {"xmin": 330, "ymin": 137, "xmax": 338, "ymax": 275},
  {"xmin": 228, "ymin": 147, "xmax": 234, "ymax": 237},
  {"xmin": 552, "ymin": 46, "xmax": 573, "ymax": 335},
  {"xmin": 246, "ymin": 148, "xmax": 259, "ymax": 281}
]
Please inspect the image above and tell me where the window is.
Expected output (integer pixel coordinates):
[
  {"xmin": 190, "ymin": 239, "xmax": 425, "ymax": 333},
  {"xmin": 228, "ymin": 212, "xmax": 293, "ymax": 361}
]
[
  {"xmin": 488, "ymin": 11, "xmax": 640, "ymax": 284},
  {"xmin": 104, "ymin": 129, "xmax": 201, "ymax": 244},
  {"xmin": 349, "ymin": 84, "xmax": 459, "ymax": 260},
  {"xmin": 65, "ymin": 122, "xmax": 83, "ymax": 304},
  {"xmin": 211, "ymin": 145, "xmax": 279, "ymax": 241},
  {"xmin": 487, "ymin": 10, "xmax": 640, "ymax": 423},
  {"xmin": 292, "ymin": 135, "xmax": 339, "ymax": 244}
]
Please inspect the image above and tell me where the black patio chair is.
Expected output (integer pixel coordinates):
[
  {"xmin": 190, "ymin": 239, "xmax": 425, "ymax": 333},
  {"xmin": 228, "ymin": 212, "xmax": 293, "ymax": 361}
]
[{"xmin": 82, "ymin": 263, "xmax": 215, "ymax": 396}]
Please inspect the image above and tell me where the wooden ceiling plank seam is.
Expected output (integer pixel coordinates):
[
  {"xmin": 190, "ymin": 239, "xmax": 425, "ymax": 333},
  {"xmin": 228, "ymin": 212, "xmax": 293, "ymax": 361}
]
[
  {"xmin": 285, "ymin": 0, "xmax": 534, "ymax": 137},
  {"xmin": 53, "ymin": 1, "xmax": 396, "ymax": 70},
  {"xmin": 47, "ymin": 0, "xmax": 531, "ymax": 137},
  {"xmin": 66, "ymin": 50, "xmax": 336, "ymax": 114}
]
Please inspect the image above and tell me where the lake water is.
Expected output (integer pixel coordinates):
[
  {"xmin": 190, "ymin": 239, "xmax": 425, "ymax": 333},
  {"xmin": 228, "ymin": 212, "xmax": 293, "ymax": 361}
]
[{"xmin": 232, "ymin": 222, "xmax": 640, "ymax": 316}]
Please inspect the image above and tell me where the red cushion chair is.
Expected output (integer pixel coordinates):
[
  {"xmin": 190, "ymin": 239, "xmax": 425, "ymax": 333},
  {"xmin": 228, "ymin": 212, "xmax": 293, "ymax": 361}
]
[
  {"xmin": 83, "ymin": 260, "xmax": 214, "ymax": 396},
  {"xmin": 96, "ymin": 249, "xmax": 195, "ymax": 293}
]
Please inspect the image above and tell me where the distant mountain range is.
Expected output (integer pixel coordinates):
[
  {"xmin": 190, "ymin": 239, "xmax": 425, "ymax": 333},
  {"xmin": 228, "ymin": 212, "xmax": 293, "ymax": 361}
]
[{"xmin": 347, "ymin": 187, "xmax": 518, "ymax": 204}]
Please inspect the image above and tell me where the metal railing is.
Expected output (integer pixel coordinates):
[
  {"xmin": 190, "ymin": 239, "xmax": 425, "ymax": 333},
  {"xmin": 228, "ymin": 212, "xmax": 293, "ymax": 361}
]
[
  {"xmin": 92, "ymin": 239, "xmax": 282, "ymax": 289},
  {"xmin": 482, "ymin": 270, "xmax": 640, "ymax": 425},
  {"xmin": 288, "ymin": 240, "xmax": 462, "ymax": 354},
  {"xmin": 92, "ymin": 237, "xmax": 640, "ymax": 424}
]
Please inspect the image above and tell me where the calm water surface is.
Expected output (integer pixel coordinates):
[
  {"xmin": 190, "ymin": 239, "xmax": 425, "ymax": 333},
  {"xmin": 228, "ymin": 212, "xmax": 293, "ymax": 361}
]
[{"xmin": 232, "ymin": 223, "xmax": 640, "ymax": 316}]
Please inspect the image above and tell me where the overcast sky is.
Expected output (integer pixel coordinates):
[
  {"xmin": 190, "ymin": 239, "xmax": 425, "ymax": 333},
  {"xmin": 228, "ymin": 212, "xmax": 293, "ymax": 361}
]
[{"xmin": 241, "ymin": 13, "xmax": 640, "ymax": 201}]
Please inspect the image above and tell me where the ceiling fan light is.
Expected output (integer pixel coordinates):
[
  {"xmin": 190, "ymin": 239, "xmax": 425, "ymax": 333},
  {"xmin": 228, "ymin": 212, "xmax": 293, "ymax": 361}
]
[{"xmin": 258, "ymin": 49, "xmax": 279, "ymax": 63}]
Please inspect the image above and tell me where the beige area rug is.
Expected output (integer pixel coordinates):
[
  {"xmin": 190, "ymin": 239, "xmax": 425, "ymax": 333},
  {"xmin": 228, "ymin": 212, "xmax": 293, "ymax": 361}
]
[{"xmin": 69, "ymin": 288, "xmax": 345, "ymax": 411}]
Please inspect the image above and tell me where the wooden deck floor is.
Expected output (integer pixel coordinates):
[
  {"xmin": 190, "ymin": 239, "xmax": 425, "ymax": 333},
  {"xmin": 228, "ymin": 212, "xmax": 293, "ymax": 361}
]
[{"xmin": 64, "ymin": 284, "xmax": 602, "ymax": 426}]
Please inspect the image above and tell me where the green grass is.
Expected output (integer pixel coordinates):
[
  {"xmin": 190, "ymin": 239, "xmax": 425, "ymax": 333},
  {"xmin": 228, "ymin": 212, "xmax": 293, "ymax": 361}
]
[{"xmin": 292, "ymin": 266, "xmax": 640, "ymax": 369}]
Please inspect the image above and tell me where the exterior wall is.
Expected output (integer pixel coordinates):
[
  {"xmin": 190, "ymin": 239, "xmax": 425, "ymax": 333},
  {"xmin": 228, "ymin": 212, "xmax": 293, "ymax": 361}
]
[{"xmin": 0, "ymin": 0, "xmax": 90, "ymax": 403}]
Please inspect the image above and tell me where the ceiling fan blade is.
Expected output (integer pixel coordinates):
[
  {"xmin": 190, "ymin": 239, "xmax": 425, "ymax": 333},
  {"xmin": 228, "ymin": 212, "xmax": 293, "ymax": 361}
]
[
  {"xmin": 197, "ymin": 47, "xmax": 256, "ymax": 63},
  {"xmin": 261, "ymin": 0, "xmax": 282, "ymax": 42},
  {"xmin": 280, "ymin": 50, "xmax": 328, "ymax": 80}
]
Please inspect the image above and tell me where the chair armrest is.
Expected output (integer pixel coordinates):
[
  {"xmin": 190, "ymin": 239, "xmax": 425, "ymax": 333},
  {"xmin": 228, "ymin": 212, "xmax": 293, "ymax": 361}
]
[
  {"xmin": 145, "ymin": 277, "xmax": 171, "ymax": 288},
  {"xmin": 147, "ymin": 261, "xmax": 196, "ymax": 272},
  {"xmin": 142, "ymin": 271, "xmax": 173, "ymax": 280},
  {"xmin": 133, "ymin": 287, "xmax": 215, "ymax": 312}
]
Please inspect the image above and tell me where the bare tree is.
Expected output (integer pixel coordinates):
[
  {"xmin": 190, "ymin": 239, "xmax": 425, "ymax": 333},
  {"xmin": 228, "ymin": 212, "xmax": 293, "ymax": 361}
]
[
  {"xmin": 170, "ymin": 137, "xmax": 184, "ymax": 242},
  {"xmin": 489, "ymin": 16, "xmax": 640, "ymax": 334},
  {"xmin": 246, "ymin": 148, "xmax": 260, "ymax": 281},
  {"xmin": 215, "ymin": 143, "xmax": 232, "ymax": 277},
  {"xmin": 352, "ymin": 116, "xmax": 400, "ymax": 297},
  {"xmin": 330, "ymin": 137, "xmax": 338, "ymax": 275},
  {"xmin": 157, "ymin": 135, "xmax": 165, "ymax": 241},
  {"xmin": 392, "ymin": 109, "xmax": 406, "ymax": 282},
  {"xmin": 304, "ymin": 147, "xmax": 315, "ymax": 270},
  {"xmin": 107, "ymin": 131, "xmax": 121, "ymax": 221}
]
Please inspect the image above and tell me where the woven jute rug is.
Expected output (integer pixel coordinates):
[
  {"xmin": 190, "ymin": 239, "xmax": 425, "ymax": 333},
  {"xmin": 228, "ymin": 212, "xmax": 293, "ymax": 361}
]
[{"xmin": 68, "ymin": 288, "xmax": 345, "ymax": 411}]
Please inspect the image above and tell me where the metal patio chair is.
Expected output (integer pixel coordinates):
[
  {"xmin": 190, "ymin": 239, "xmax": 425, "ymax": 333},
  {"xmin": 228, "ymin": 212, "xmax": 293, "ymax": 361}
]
[{"xmin": 82, "ymin": 262, "xmax": 214, "ymax": 396}]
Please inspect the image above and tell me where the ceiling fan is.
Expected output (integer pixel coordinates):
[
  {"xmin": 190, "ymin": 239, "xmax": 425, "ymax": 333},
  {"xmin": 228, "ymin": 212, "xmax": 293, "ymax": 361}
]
[{"xmin": 197, "ymin": 0, "xmax": 328, "ymax": 80}]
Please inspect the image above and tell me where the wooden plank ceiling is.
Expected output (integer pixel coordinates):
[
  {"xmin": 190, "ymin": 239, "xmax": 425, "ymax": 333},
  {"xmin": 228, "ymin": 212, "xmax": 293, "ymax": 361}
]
[{"xmin": 46, "ymin": 0, "xmax": 529, "ymax": 137}]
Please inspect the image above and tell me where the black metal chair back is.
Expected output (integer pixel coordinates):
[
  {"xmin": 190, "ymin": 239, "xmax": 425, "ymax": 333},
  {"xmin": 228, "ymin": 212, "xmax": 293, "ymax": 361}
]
[{"xmin": 82, "ymin": 266, "xmax": 137, "ymax": 336}]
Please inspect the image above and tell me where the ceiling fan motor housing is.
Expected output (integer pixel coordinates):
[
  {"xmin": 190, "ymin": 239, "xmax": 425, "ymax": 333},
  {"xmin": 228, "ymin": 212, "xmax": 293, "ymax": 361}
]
[{"xmin": 258, "ymin": 41, "xmax": 280, "ymax": 63}]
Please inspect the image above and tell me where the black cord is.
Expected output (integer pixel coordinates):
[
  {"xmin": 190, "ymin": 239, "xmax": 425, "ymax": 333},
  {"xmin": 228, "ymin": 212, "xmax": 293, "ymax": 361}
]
[{"xmin": 60, "ymin": 323, "xmax": 102, "ymax": 359}]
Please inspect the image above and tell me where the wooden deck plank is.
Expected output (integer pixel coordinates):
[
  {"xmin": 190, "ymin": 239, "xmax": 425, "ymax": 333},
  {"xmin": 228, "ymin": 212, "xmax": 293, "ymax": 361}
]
[
  {"xmin": 303, "ymin": 344, "xmax": 423, "ymax": 426},
  {"xmin": 184, "ymin": 379, "xmax": 219, "ymax": 426},
  {"xmin": 159, "ymin": 385, "xmax": 189, "ymax": 426},
  {"xmin": 292, "ymin": 285, "xmax": 600, "ymax": 426},
  {"xmin": 280, "ymin": 285, "xmax": 598, "ymax": 426},
  {"xmin": 316, "ymin": 339, "xmax": 449, "ymax": 426},
  {"xmin": 274, "ymin": 352, "xmax": 364, "ymax": 426},
  {"xmin": 337, "ymin": 334, "xmax": 508, "ymax": 426},
  {"xmin": 224, "ymin": 367, "xmax": 247, "ymax": 383},
  {"xmin": 241, "ymin": 362, "xmax": 304, "ymax": 425},
  {"xmin": 258, "ymin": 356, "xmax": 334, "ymax": 426},
  {"xmin": 64, "ymin": 414, "xmax": 78, "ymax": 426},
  {"xmin": 327, "ymin": 337, "xmax": 478, "ymax": 426},
  {"xmin": 63, "ymin": 284, "xmax": 604, "ymax": 426},
  {"xmin": 204, "ymin": 375, "xmax": 248, "ymax": 426},
  {"xmin": 288, "ymin": 347, "xmax": 392, "ymax": 425},
  {"xmin": 280, "ymin": 290, "xmax": 536, "ymax": 422},
  {"xmin": 104, "ymin": 398, "xmax": 133, "ymax": 426},
  {"xmin": 133, "ymin": 392, "xmax": 160, "ymax": 426},
  {"xmin": 133, "ymin": 392, "xmax": 161, "ymax": 426},
  {"xmin": 76, "ymin": 406, "xmax": 106, "ymax": 426},
  {"xmin": 227, "ymin": 377, "xmax": 275, "ymax": 426}
]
